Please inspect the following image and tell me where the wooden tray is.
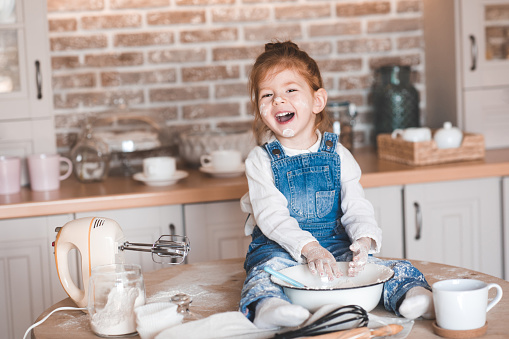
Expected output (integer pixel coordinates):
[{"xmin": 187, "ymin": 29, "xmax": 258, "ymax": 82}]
[{"xmin": 376, "ymin": 132, "xmax": 485, "ymax": 166}]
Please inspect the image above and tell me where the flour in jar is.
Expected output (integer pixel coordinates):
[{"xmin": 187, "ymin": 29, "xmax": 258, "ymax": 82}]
[{"xmin": 90, "ymin": 286, "xmax": 146, "ymax": 336}]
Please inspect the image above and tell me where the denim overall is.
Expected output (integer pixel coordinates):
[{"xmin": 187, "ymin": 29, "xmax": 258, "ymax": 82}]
[{"xmin": 240, "ymin": 132, "xmax": 430, "ymax": 320}]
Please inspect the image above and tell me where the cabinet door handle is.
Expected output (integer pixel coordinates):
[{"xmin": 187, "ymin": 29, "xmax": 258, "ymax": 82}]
[
  {"xmin": 414, "ymin": 202, "xmax": 422, "ymax": 240},
  {"xmin": 469, "ymin": 35, "xmax": 477, "ymax": 71},
  {"xmin": 35, "ymin": 60, "xmax": 42, "ymax": 99},
  {"xmin": 169, "ymin": 223, "xmax": 176, "ymax": 235}
]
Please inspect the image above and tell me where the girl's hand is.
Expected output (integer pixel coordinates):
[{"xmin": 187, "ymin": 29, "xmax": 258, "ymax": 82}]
[
  {"xmin": 348, "ymin": 237, "xmax": 372, "ymax": 277},
  {"xmin": 301, "ymin": 241, "xmax": 341, "ymax": 280}
]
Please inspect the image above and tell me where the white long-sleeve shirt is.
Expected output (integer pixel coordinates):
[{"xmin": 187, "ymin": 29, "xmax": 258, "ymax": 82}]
[{"xmin": 240, "ymin": 131, "xmax": 382, "ymax": 263}]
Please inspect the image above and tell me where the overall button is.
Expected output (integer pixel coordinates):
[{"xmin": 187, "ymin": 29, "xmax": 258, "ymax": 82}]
[
  {"xmin": 325, "ymin": 140, "xmax": 333, "ymax": 147},
  {"xmin": 272, "ymin": 149, "xmax": 281, "ymax": 155}
]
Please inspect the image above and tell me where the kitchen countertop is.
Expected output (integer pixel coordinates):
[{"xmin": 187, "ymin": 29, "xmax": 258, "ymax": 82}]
[
  {"xmin": 32, "ymin": 258, "xmax": 509, "ymax": 339},
  {"xmin": 2, "ymin": 147, "xmax": 509, "ymax": 220}
]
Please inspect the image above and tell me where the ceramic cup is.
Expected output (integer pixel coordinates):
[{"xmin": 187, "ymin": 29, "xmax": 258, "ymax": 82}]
[
  {"xmin": 433, "ymin": 279, "xmax": 503, "ymax": 331},
  {"xmin": 27, "ymin": 153, "xmax": 73, "ymax": 191},
  {"xmin": 200, "ymin": 150, "xmax": 242, "ymax": 172},
  {"xmin": 391, "ymin": 127, "xmax": 432, "ymax": 142},
  {"xmin": 143, "ymin": 156, "xmax": 176, "ymax": 180},
  {"xmin": 0, "ymin": 156, "xmax": 21, "ymax": 195}
]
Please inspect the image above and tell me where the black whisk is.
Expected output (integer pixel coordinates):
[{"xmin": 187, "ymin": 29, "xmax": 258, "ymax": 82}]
[{"xmin": 273, "ymin": 305, "xmax": 369, "ymax": 339}]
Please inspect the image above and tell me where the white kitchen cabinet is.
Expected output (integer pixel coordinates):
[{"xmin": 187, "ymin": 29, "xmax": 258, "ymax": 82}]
[
  {"xmin": 0, "ymin": 0, "xmax": 56, "ymax": 184},
  {"xmin": 403, "ymin": 177, "xmax": 503, "ymax": 278},
  {"xmin": 423, "ymin": 0, "xmax": 509, "ymax": 148},
  {"xmin": 0, "ymin": 214, "xmax": 73, "ymax": 339},
  {"xmin": 364, "ymin": 185, "xmax": 404, "ymax": 258},
  {"xmin": 184, "ymin": 200, "xmax": 250, "ymax": 264},
  {"xmin": 75, "ymin": 205, "xmax": 184, "ymax": 273},
  {"xmin": 503, "ymin": 177, "xmax": 509, "ymax": 280}
]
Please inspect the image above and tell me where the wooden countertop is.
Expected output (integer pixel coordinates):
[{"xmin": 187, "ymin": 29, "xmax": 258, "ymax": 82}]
[
  {"xmin": 33, "ymin": 258, "xmax": 509, "ymax": 339},
  {"xmin": 2, "ymin": 148, "xmax": 509, "ymax": 220}
]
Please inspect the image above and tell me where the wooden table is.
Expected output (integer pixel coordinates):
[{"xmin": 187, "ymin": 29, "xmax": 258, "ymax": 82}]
[{"xmin": 33, "ymin": 258, "xmax": 509, "ymax": 338}]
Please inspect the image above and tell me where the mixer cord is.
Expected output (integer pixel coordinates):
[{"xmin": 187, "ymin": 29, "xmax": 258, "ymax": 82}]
[{"xmin": 23, "ymin": 306, "xmax": 86, "ymax": 339}]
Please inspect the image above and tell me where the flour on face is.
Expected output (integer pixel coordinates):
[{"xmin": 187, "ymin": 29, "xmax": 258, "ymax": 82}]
[
  {"xmin": 283, "ymin": 129, "xmax": 295, "ymax": 137},
  {"xmin": 260, "ymin": 103, "xmax": 268, "ymax": 117}
]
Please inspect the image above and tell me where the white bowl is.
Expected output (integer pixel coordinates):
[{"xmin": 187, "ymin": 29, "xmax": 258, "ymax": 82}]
[{"xmin": 271, "ymin": 262, "xmax": 394, "ymax": 312}]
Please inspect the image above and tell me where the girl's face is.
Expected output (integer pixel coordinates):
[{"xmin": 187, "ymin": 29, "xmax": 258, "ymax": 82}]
[{"xmin": 258, "ymin": 69, "xmax": 327, "ymax": 149}]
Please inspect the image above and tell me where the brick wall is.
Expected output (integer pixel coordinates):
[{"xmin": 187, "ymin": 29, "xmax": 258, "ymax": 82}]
[{"xmin": 47, "ymin": 0, "xmax": 425, "ymax": 155}]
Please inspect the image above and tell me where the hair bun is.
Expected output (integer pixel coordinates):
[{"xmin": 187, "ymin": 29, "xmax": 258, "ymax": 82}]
[{"xmin": 265, "ymin": 40, "xmax": 300, "ymax": 52}]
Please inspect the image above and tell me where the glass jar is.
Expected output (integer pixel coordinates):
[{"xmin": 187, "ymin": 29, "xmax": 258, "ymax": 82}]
[
  {"xmin": 372, "ymin": 65, "xmax": 420, "ymax": 138},
  {"xmin": 326, "ymin": 101, "xmax": 357, "ymax": 153},
  {"xmin": 88, "ymin": 264, "xmax": 146, "ymax": 337},
  {"xmin": 70, "ymin": 124, "xmax": 110, "ymax": 182}
]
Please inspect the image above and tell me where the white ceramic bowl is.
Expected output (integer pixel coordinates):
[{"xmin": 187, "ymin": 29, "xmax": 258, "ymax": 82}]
[{"xmin": 271, "ymin": 262, "xmax": 394, "ymax": 312}]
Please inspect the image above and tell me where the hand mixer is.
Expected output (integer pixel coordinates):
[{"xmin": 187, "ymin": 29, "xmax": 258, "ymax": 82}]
[{"xmin": 53, "ymin": 216, "xmax": 190, "ymax": 308}]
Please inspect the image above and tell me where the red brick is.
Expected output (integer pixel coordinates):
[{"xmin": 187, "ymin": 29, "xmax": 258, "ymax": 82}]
[
  {"xmin": 317, "ymin": 58, "xmax": 363, "ymax": 73},
  {"xmin": 82, "ymin": 14, "xmax": 142, "ymax": 30},
  {"xmin": 53, "ymin": 94, "xmax": 78, "ymax": 109},
  {"xmin": 338, "ymin": 74, "xmax": 373, "ymax": 90},
  {"xmin": 84, "ymin": 53, "xmax": 144, "ymax": 67},
  {"xmin": 368, "ymin": 53, "xmax": 421, "ymax": 69},
  {"xmin": 181, "ymin": 28, "xmax": 237, "ymax": 43},
  {"xmin": 336, "ymin": 38, "xmax": 391, "ymax": 53},
  {"xmin": 47, "ymin": 0, "xmax": 104, "ymax": 12},
  {"xmin": 215, "ymin": 82, "xmax": 248, "ymax": 98},
  {"xmin": 397, "ymin": 0, "xmax": 422, "ymax": 13},
  {"xmin": 299, "ymin": 41, "xmax": 333, "ymax": 56},
  {"xmin": 50, "ymin": 35, "xmax": 107, "ymax": 51},
  {"xmin": 48, "ymin": 18, "xmax": 77, "ymax": 32},
  {"xmin": 212, "ymin": 7, "xmax": 269, "ymax": 22},
  {"xmin": 182, "ymin": 103, "xmax": 240, "ymax": 119},
  {"xmin": 101, "ymin": 69, "xmax": 177, "ymax": 87},
  {"xmin": 244, "ymin": 24, "xmax": 302, "ymax": 41},
  {"xmin": 51, "ymin": 56, "xmax": 80, "ymax": 70},
  {"xmin": 114, "ymin": 32, "xmax": 174, "ymax": 47},
  {"xmin": 176, "ymin": 0, "xmax": 234, "ymax": 5},
  {"xmin": 275, "ymin": 4, "xmax": 330, "ymax": 20},
  {"xmin": 309, "ymin": 22, "xmax": 361, "ymax": 37},
  {"xmin": 212, "ymin": 46, "xmax": 263, "ymax": 61},
  {"xmin": 336, "ymin": 2, "xmax": 390, "ymax": 17},
  {"xmin": 148, "ymin": 48, "xmax": 207, "ymax": 64},
  {"xmin": 110, "ymin": 0, "xmax": 169, "ymax": 9},
  {"xmin": 182, "ymin": 65, "xmax": 240, "ymax": 82},
  {"xmin": 147, "ymin": 10, "xmax": 206, "ymax": 25},
  {"xmin": 397, "ymin": 36, "xmax": 423, "ymax": 50},
  {"xmin": 367, "ymin": 18, "xmax": 421, "ymax": 33},
  {"xmin": 52, "ymin": 73, "xmax": 96, "ymax": 89},
  {"xmin": 150, "ymin": 86, "xmax": 209, "ymax": 102},
  {"xmin": 66, "ymin": 90, "xmax": 144, "ymax": 107}
]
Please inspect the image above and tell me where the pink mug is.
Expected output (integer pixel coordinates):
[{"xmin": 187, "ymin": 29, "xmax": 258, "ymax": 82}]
[
  {"xmin": 28, "ymin": 153, "xmax": 73, "ymax": 191},
  {"xmin": 0, "ymin": 156, "xmax": 21, "ymax": 195}
]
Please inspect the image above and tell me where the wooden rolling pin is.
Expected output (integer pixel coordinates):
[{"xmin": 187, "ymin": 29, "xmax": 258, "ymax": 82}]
[{"xmin": 303, "ymin": 324, "xmax": 404, "ymax": 339}]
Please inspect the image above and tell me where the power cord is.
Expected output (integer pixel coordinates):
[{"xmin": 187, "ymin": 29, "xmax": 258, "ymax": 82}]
[{"xmin": 23, "ymin": 306, "xmax": 86, "ymax": 339}]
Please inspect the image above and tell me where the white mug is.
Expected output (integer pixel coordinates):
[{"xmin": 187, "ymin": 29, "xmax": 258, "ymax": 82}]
[
  {"xmin": 391, "ymin": 127, "xmax": 431, "ymax": 142},
  {"xmin": 200, "ymin": 150, "xmax": 242, "ymax": 172},
  {"xmin": 433, "ymin": 279, "xmax": 503, "ymax": 331},
  {"xmin": 0, "ymin": 156, "xmax": 21, "ymax": 195},
  {"xmin": 27, "ymin": 153, "xmax": 73, "ymax": 191},
  {"xmin": 143, "ymin": 156, "xmax": 176, "ymax": 180}
]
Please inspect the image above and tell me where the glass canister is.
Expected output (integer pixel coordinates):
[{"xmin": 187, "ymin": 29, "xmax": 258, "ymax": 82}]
[
  {"xmin": 372, "ymin": 65, "xmax": 420, "ymax": 137},
  {"xmin": 326, "ymin": 101, "xmax": 357, "ymax": 152},
  {"xmin": 88, "ymin": 264, "xmax": 146, "ymax": 337},
  {"xmin": 70, "ymin": 124, "xmax": 110, "ymax": 182}
]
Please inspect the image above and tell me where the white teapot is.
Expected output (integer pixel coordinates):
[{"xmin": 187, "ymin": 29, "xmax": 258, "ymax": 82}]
[{"xmin": 434, "ymin": 122, "xmax": 463, "ymax": 149}]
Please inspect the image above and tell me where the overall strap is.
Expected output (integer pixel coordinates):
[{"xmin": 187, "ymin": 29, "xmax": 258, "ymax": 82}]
[
  {"xmin": 263, "ymin": 139, "xmax": 286, "ymax": 161},
  {"xmin": 319, "ymin": 132, "xmax": 338, "ymax": 154}
]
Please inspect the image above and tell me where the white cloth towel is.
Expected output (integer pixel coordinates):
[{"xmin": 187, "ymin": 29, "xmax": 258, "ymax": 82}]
[
  {"xmin": 135, "ymin": 302, "xmax": 183, "ymax": 339},
  {"xmin": 137, "ymin": 303, "xmax": 414, "ymax": 339}
]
